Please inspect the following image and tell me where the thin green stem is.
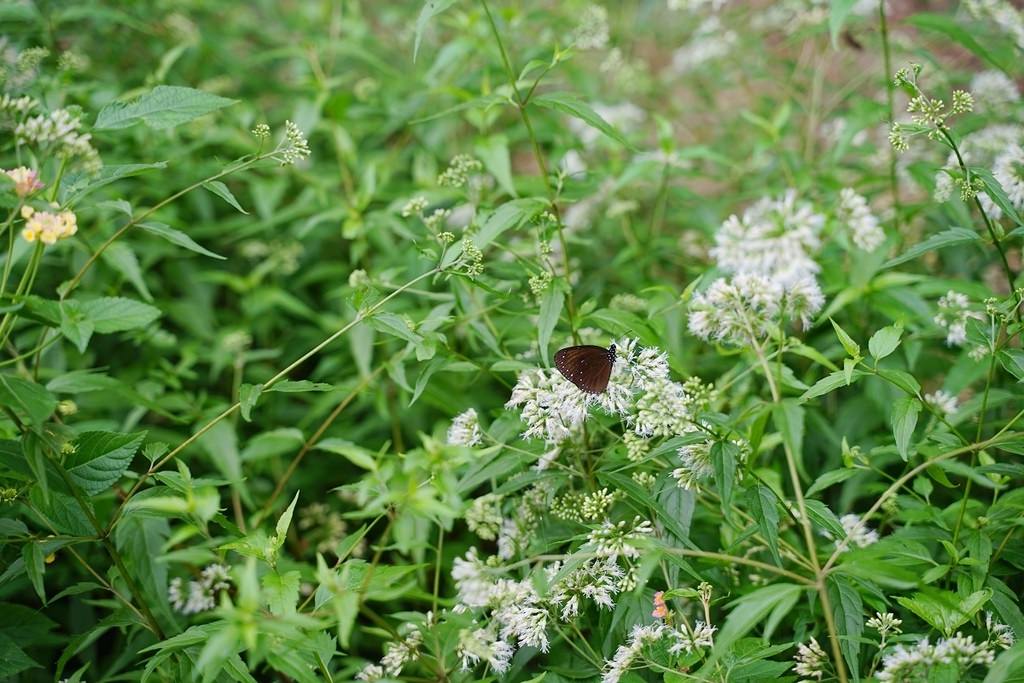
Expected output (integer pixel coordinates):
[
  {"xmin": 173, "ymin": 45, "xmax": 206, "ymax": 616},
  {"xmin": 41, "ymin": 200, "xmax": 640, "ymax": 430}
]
[
  {"xmin": 878, "ymin": 0, "xmax": 901, "ymax": 228},
  {"xmin": 107, "ymin": 267, "xmax": 438, "ymax": 533},
  {"xmin": 0, "ymin": 241, "xmax": 43, "ymax": 348}
]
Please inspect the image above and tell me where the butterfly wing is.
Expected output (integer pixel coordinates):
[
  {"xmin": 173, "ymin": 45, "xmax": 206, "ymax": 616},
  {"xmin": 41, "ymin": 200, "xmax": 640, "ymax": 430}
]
[{"xmin": 554, "ymin": 345, "xmax": 614, "ymax": 394}]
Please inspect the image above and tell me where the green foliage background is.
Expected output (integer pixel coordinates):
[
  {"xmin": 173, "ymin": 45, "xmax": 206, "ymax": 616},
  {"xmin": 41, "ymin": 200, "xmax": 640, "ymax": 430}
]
[{"xmin": 1, "ymin": 1, "xmax": 1024, "ymax": 681}]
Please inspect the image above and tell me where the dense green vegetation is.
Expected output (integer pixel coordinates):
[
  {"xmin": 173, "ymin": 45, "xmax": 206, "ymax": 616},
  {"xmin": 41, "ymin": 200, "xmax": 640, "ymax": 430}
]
[{"xmin": 2, "ymin": 1, "xmax": 1024, "ymax": 681}]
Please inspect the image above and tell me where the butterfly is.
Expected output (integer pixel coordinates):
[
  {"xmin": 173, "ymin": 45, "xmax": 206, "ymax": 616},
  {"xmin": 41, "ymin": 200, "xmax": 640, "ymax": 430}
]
[{"xmin": 554, "ymin": 343, "xmax": 617, "ymax": 394}]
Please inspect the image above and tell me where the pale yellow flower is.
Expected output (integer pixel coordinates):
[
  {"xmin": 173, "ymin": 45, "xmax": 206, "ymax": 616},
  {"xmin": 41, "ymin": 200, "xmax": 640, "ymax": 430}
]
[
  {"xmin": 3, "ymin": 166, "xmax": 43, "ymax": 197},
  {"xmin": 21, "ymin": 205, "xmax": 77, "ymax": 245}
]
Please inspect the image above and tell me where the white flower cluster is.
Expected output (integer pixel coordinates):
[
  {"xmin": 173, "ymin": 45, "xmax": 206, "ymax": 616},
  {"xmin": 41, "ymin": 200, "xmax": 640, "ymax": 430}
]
[
  {"xmin": 547, "ymin": 558, "xmax": 624, "ymax": 621},
  {"xmin": 671, "ymin": 16, "xmax": 737, "ymax": 73},
  {"xmin": 447, "ymin": 408, "xmax": 482, "ymax": 446},
  {"xmin": 965, "ymin": 0, "xmax": 1024, "ymax": 52},
  {"xmin": 933, "ymin": 125, "xmax": 1022, "ymax": 217},
  {"xmin": 573, "ymin": 4, "xmax": 610, "ymax": 50},
  {"xmin": 357, "ymin": 622, "xmax": 426, "ymax": 681},
  {"xmin": 970, "ymin": 70, "xmax": 1020, "ymax": 113},
  {"xmin": 586, "ymin": 516, "xmax": 654, "ymax": 560},
  {"xmin": 993, "ymin": 144, "xmax": 1024, "ymax": 212},
  {"xmin": 924, "ymin": 389, "xmax": 959, "ymax": 416},
  {"xmin": 834, "ymin": 513, "xmax": 880, "ymax": 553},
  {"xmin": 691, "ymin": 191, "xmax": 826, "ymax": 345},
  {"xmin": 837, "ymin": 188, "xmax": 885, "ymax": 252},
  {"xmin": 602, "ymin": 623, "xmax": 665, "ymax": 683},
  {"xmin": 934, "ymin": 290, "xmax": 983, "ymax": 347},
  {"xmin": 794, "ymin": 636, "xmax": 829, "ymax": 680},
  {"xmin": 506, "ymin": 337, "xmax": 693, "ymax": 445},
  {"xmin": 167, "ymin": 563, "xmax": 231, "ymax": 615},
  {"xmin": 672, "ymin": 437, "xmax": 749, "ymax": 491},
  {"xmin": 456, "ymin": 624, "xmax": 514, "ymax": 673},
  {"xmin": 877, "ymin": 633, "xmax": 994, "ymax": 681},
  {"xmin": 15, "ymin": 107, "xmax": 100, "ymax": 169},
  {"xmin": 688, "ymin": 273, "xmax": 824, "ymax": 345}
]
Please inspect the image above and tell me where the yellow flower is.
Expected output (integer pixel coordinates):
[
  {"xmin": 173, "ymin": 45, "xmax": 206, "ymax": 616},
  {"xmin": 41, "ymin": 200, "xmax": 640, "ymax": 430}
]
[
  {"xmin": 3, "ymin": 166, "xmax": 44, "ymax": 197},
  {"xmin": 21, "ymin": 206, "xmax": 77, "ymax": 245}
]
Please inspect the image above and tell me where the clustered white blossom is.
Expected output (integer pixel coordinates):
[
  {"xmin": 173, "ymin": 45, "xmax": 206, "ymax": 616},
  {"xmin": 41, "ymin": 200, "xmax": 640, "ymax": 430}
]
[
  {"xmin": 924, "ymin": 389, "xmax": 959, "ymax": 416},
  {"xmin": 794, "ymin": 636, "xmax": 829, "ymax": 680},
  {"xmin": 688, "ymin": 273, "xmax": 824, "ymax": 345},
  {"xmin": 274, "ymin": 120, "xmax": 311, "ymax": 165},
  {"xmin": 834, "ymin": 513, "xmax": 880, "ymax": 553},
  {"xmin": 357, "ymin": 624, "xmax": 424, "ymax": 681},
  {"xmin": 167, "ymin": 563, "xmax": 231, "ymax": 615},
  {"xmin": 993, "ymin": 144, "xmax": 1024, "ymax": 212},
  {"xmin": 667, "ymin": 620, "xmax": 717, "ymax": 654},
  {"xmin": 934, "ymin": 290, "xmax": 983, "ymax": 347},
  {"xmin": 965, "ymin": 0, "xmax": 1024, "ymax": 52},
  {"xmin": 586, "ymin": 516, "xmax": 654, "ymax": 560},
  {"xmin": 505, "ymin": 337, "xmax": 692, "ymax": 446},
  {"xmin": 573, "ymin": 4, "xmax": 610, "ymax": 50},
  {"xmin": 465, "ymin": 493, "xmax": 503, "ymax": 540},
  {"xmin": 877, "ymin": 633, "xmax": 995, "ymax": 681},
  {"xmin": 15, "ymin": 107, "xmax": 99, "ymax": 167},
  {"xmin": 671, "ymin": 16, "xmax": 737, "ymax": 73},
  {"xmin": 970, "ymin": 70, "xmax": 1020, "ymax": 113},
  {"xmin": 456, "ymin": 624, "xmax": 514, "ymax": 673},
  {"xmin": 690, "ymin": 191, "xmax": 826, "ymax": 346},
  {"xmin": 447, "ymin": 408, "xmax": 482, "ymax": 447},
  {"xmin": 932, "ymin": 125, "xmax": 1022, "ymax": 216},
  {"xmin": 547, "ymin": 559, "xmax": 624, "ymax": 621},
  {"xmin": 867, "ymin": 611, "xmax": 903, "ymax": 638},
  {"xmin": 837, "ymin": 188, "xmax": 886, "ymax": 252},
  {"xmin": 602, "ymin": 623, "xmax": 665, "ymax": 683},
  {"xmin": 672, "ymin": 437, "xmax": 749, "ymax": 491}
]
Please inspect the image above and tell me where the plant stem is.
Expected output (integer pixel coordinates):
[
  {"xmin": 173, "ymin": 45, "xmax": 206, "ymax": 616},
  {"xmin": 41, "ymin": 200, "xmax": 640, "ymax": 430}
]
[
  {"xmin": 107, "ymin": 267, "xmax": 438, "ymax": 534},
  {"xmin": 479, "ymin": 0, "xmax": 580, "ymax": 343},
  {"xmin": 0, "ymin": 241, "xmax": 43, "ymax": 348},
  {"xmin": 878, "ymin": 0, "xmax": 901, "ymax": 228}
]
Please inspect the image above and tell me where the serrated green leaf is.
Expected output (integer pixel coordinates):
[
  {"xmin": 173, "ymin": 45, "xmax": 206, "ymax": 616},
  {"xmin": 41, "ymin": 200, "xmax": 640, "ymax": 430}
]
[
  {"xmin": 883, "ymin": 227, "xmax": 981, "ymax": 268},
  {"xmin": 95, "ymin": 85, "xmax": 237, "ymax": 130},
  {"xmin": 829, "ymin": 574, "xmax": 863, "ymax": 680},
  {"xmin": 262, "ymin": 570, "xmax": 301, "ymax": 616},
  {"xmin": 65, "ymin": 431, "xmax": 145, "ymax": 496},
  {"xmin": 239, "ymin": 383, "xmax": 262, "ymax": 422},
  {"xmin": 830, "ymin": 318, "xmax": 860, "ymax": 357},
  {"xmin": 80, "ymin": 297, "xmax": 160, "ymax": 333},
  {"xmin": 746, "ymin": 484, "xmax": 782, "ymax": 566},
  {"xmin": 892, "ymin": 397, "xmax": 921, "ymax": 460},
  {"xmin": 0, "ymin": 375, "xmax": 56, "ymax": 425}
]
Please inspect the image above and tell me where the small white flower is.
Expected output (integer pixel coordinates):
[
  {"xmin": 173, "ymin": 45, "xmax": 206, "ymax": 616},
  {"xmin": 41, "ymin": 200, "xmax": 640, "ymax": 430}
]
[
  {"xmin": 573, "ymin": 4, "xmax": 610, "ymax": 50},
  {"xmin": 448, "ymin": 408, "xmax": 482, "ymax": 447},
  {"xmin": 934, "ymin": 291, "xmax": 984, "ymax": 347},
  {"xmin": 970, "ymin": 70, "xmax": 1021, "ymax": 113},
  {"xmin": 924, "ymin": 390, "xmax": 959, "ymax": 416},
  {"xmin": 549, "ymin": 559, "xmax": 624, "ymax": 621},
  {"xmin": 867, "ymin": 611, "xmax": 903, "ymax": 637},
  {"xmin": 602, "ymin": 624, "xmax": 664, "ymax": 683},
  {"xmin": 835, "ymin": 514, "xmax": 879, "ymax": 552},
  {"xmin": 993, "ymin": 144, "xmax": 1024, "ymax": 211},
  {"xmin": 668, "ymin": 620, "xmax": 717, "ymax": 654},
  {"xmin": 457, "ymin": 625, "xmax": 514, "ymax": 673},
  {"xmin": 794, "ymin": 636, "xmax": 829, "ymax": 680},
  {"xmin": 587, "ymin": 516, "xmax": 654, "ymax": 560},
  {"xmin": 987, "ymin": 612, "xmax": 1015, "ymax": 650},
  {"xmin": 672, "ymin": 16, "xmax": 737, "ymax": 73},
  {"xmin": 838, "ymin": 188, "xmax": 886, "ymax": 252},
  {"xmin": 168, "ymin": 563, "xmax": 232, "ymax": 615}
]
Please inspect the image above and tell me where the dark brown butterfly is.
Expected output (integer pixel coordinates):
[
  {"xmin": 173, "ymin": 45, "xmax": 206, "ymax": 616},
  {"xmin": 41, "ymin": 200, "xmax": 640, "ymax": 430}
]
[{"xmin": 554, "ymin": 343, "xmax": 617, "ymax": 394}]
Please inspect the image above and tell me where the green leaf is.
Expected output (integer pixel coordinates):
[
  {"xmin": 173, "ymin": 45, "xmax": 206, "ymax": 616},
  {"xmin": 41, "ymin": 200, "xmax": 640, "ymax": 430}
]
[
  {"xmin": 239, "ymin": 383, "xmax": 263, "ymax": 422},
  {"xmin": 800, "ymin": 370, "xmax": 863, "ymax": 401},
  {"xmin": 262, "ymin": 570, "xmax": 301, "ymax": 616},
  {"xmin": 804, "ymin": 499, "xmax": 846, "ymax": 539},
  {"xmin": 413, "ymin": 0, "xmax": 456, "ymax": 62},
  {"xmin": 0, "ymin": 633, "xmax": 41, "ymax": 678},
  {"xmin": 203, "ymin": 180, "xmax": 249, "ymax": 214},
  {"xmin": 772, "ymin": 400, "xmax": 805, "ymax": 478},
  {"xmin": 476, "ymin": 135, "xmax": 516, "ymax": 197},
  {"xmin": 533, "ymin": 92, "xmax": 635, "ymax": 149},
  {"xmin": 139, "ymin": 221, "xmax": 227, "ymax": 260},
  {"xmin": 746, "ymin": 484, "xmax": 782, "ymax": 566},
  {"xmin": 265, "ymin": 380, "xmax": 334, "ymax": 393},
  {"xmin": 65, "ymin": 431, "xmax": 145, "ymax": 496},
  {"xmin": 95, "ymin": 85, "xmax": 237, "ymax": 130},
  {"xmin": 999, "ymin": 350, "xmax": 1024, "ymax": 382},
  {"xmin": 537, "ymin": 286, "xmax": 564, "ymax": 363},
  {"xmin": 712, "ymin": 441, "xmax": 738, "ymax": 513},
  {"xmin": 806, "ymin": 468, "xmax": 859, "ymax": 497},
  {"xmin": 21, "ymin": 542, "xmax": 45, "ymax": 602},
  {"xmin": 828, "ymin": 574, "xmax": 863, "ymax": 681},
  {"xmin": 976, "ymin": 168, "xmax": 1024, "ymax": 228},
  {"xmin": 906, "ymin": 13, "xmax": 1009, "ymax": 72},
  {"xmin": 315, "ymin": 438, "xmax": 377, "ymax": 471},
  {"xmin": 710, "ymin": 583, "xmax": 804, "ymax": 660},
  {"xmin": 80, "ymin": 297, "xmax": 160, "ymax": 333},
  {"xmin": 101, "ymin": 242, "xmax": 153, "ymax": 302},
  {"xmin": 0, "ymin": 375, "xmax": 56, "ymax": 425},
  {"xmin": 274, "ymin": 492, "xmax": 300, "ymax": 548},
  {"xmin": 830, "ymin": 318, "xmax": 860, "ymax": 358},
  {"xmin": 829, "ymin": 0, "xmax": 858, "ymax": 49},
  {"xmin": 897, "ymin": 587, "xmax": 992, "ymax": 637},
  {"xmin": 985, "ymin": 641, "xmax": 1024, "ymax": 683},
  {"xmin": 892, "ymin": 397, "xmax": 921, "ymax": 461},
  {"xmin": 883, "ymin": 227, "xmax": 982, "ymax": 268},
  {"xmin": 868, "ymin": 324, "xmax": 903, "ymax": 361},
  {"xmin": 470, "ymin": 198, "xmax": 547, "ymax": 253}
]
